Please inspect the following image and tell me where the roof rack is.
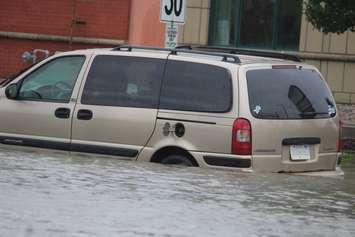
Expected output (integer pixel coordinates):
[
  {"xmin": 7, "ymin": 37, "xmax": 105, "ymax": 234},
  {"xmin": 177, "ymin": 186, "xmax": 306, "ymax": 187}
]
[
  {"xmin": 112, "ymin": 45, "xmax": 172, "ymax": 53},
  {"xmin": 111, "ymin": 45, "xmax": 241, "ymax": 64},
  {"xmin": 175, "ymin": 45, "xmax": 193, "ymax": 50},
  {"xmin": 178, "ymin": 45, "xmax": 302, "ymax": 62}
]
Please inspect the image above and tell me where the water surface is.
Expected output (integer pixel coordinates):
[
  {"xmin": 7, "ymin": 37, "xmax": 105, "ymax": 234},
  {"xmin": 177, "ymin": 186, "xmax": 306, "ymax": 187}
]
[{"xmin": 0, "ymin": 147, "xmax": 354, "ymax": 237}]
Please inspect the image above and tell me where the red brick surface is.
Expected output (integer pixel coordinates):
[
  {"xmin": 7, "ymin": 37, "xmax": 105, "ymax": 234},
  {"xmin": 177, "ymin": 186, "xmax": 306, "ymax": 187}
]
[
  {"xmin": 0, "ymin": 0, "xmax": 131, "ymax": 77},
  {"xmin": 0, "ymin": 38, "xmax": 109, "ymax": 78},
  {"xmin": 0, "ymin": 0, "xmax": 130, "ymax": 39}
]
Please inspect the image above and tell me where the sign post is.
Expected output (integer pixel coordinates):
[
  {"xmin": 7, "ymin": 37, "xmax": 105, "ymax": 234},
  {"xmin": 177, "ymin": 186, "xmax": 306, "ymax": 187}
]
[
  {"xmin": 165, "ymin": 22, "xmax": 179, "ymax": 48},
  {"xmin": 160, "ymin": 0, "xmax": 186, "ymax": 48}
]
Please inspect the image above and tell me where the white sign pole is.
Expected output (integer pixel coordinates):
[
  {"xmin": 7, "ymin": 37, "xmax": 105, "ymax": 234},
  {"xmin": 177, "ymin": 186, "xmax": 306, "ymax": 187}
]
[
  {"xmin": 160, "ymin": 0, "xmax": 186, "ymax": 48},
  {"xmin": 165, "ymin": 22, "xmax": 179, "ymax": 48}
]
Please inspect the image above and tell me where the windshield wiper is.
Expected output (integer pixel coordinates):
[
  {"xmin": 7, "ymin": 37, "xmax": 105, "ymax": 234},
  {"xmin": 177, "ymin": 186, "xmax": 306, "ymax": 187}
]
[
  {"xmin": 326, "ymin": 98, "xmax": 334, "ymax": 106},
  {"xmin": 300, "ymin": 111, "xmax": 332, "ymax": 117},
  {"xmin": 255, "ymin": 111, "xmax": 280, "ymax": 119}
]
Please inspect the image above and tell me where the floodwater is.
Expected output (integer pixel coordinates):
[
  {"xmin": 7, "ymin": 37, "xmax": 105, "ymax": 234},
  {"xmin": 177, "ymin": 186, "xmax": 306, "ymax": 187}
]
[{"xmin": 0, "ymin": 147, "xmax": 354, "ymax": 237}]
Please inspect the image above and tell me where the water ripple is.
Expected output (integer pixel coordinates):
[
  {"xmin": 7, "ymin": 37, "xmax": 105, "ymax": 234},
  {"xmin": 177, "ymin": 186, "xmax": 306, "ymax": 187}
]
[{"xmin": 0, "ymin": 148, "xmax": 354, "ymax": 237}]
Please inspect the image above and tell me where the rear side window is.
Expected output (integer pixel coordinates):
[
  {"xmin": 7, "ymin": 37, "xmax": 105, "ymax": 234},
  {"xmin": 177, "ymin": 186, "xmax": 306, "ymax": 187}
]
[
  {"xmin": 247, "ymin": 68, "xmax": 336, "ymax": 119},
  {"xmin": 160, "ymin": 61, "xmax": 232, "ymax": 113},
  {"xmin": 81, "ymin": 56, "xmax": 165, "ymax": 108}
]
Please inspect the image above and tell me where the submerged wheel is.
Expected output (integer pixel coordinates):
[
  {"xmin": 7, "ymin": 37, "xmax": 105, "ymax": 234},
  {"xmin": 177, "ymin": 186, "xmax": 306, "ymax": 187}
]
[{"xmin": 160, "ymin": 154, "xmax": 194, "ymax": 167}]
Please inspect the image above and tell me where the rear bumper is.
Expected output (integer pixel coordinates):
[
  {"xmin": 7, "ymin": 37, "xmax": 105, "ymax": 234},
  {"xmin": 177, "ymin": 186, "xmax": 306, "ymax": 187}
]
[
  {"xmin": 191, "ymin": 151, "xmax": 340, "ymax": 173},
  {"xmin": 290, "ymin": 166, "xmax": 344, "ymax": 177},
  {"xmin": 252, "ymin": 152, "xmax": 340, "ymax": 173}
]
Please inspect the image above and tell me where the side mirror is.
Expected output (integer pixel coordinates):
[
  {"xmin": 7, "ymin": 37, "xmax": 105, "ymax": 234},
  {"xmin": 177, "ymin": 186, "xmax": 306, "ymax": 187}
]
[{"xmin": 5, "ymin": 83, "xmax": 19, "ymax": 99}]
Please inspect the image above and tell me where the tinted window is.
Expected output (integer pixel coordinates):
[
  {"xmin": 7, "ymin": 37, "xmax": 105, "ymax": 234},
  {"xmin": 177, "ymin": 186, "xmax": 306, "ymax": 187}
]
[
  {"xmin": 160, "ymin": 61, "xmax": 232, "ymax": 112},
  {"xmin": 19, "ymin": 56, "xmax": 85, "ymax": 102},
  {"xmin": 81, "ymin": 56, "xmax": 165, "ymax": 108},
  {"xmin": 247, "ymin": 69, "xmax": 336, "ymax": 119}
]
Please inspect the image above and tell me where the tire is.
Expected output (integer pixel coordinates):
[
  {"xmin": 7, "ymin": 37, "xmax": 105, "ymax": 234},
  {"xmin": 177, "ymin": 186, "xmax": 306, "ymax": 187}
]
[{"xmin": 160, "ymin": 154, "xmax": 194, "ymax": 167}]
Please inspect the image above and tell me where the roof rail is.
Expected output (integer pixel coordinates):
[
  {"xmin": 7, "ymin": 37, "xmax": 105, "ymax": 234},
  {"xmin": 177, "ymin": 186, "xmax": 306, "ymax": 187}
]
[
  {"xmin": 111, "ymin": 45, "xmax": 241, "ymax": 64},
  {"xmin": 178, "ymin": 45, "xmax": 302, "ymax": 62},
  {"xmin": 112, "ymin": 45, "xmax": 172, "ymax": 53},
  {"xmin": 175, "ymin": 45, "xmax": 193, "ymax": 50}
]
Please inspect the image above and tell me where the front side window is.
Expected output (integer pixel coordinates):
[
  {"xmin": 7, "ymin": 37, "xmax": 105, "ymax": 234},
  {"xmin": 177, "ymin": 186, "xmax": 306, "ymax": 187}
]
[
  {"xmin": 81, "ymin": 56, "xmax": 165, "ymax": 108},
  {"xmin": 209, "ymin": 0, "xmax": 303, "ymax": 50},
  {"xmin": 160, "ymin": 60, "xmax": 232, "ymax": 113},
  {"xmin": 19, "ymin": 56, "xmax": 85, "ymax": 102}
]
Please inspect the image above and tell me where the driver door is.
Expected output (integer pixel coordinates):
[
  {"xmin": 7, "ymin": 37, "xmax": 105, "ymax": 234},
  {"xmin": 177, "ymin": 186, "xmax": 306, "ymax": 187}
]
[{"xmin": 0, "ymin": 55, "xmax": 88, "ymax": 150}]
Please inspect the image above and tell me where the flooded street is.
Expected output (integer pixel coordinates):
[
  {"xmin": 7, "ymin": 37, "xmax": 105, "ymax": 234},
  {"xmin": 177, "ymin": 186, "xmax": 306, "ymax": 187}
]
[{"xmin": 0, "ymin": 147, "xmax": 354, "ymax": 237}]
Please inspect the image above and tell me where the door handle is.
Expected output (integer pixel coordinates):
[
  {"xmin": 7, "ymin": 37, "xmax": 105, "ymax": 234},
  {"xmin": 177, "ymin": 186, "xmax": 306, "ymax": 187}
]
[
  {"xmin": 55, "ymin": 107, "xmax": 71, "ymax": 119},
  {"xmin": 77, "ymin": 109, "xmax": 93, "ymax": 120}
]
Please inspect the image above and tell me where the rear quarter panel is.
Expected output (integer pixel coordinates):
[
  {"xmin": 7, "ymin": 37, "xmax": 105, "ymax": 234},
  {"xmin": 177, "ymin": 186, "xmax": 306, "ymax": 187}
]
[{"xmin": 142, "ymin": 56, "xmax": 240, "ymax": 160}]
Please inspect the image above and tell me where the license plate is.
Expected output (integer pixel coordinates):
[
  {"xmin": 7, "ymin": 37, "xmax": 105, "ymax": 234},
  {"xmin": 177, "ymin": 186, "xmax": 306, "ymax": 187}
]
[{"xmin": 290, "ymin": 145, "xmax": 310, "ymax": 161}]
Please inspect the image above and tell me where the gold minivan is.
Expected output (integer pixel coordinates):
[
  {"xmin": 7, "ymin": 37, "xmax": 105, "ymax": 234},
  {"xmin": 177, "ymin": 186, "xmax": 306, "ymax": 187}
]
[{"xmin": 0, "ymin": 46, "xmax": 342, "ymax": 174}]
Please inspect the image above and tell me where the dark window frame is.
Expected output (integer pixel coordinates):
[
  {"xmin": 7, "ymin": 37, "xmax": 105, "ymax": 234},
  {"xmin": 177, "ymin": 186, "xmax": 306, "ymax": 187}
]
[
  {"xmin": 81, "ymin": 55, "xmax": 166, "ymax": 109},
  {"xmin": 15, "ymin": 55, "xmax": 86, "ymax": 104},
  {"xmin": 246, "ymin": 68, "xmax": 337, "ymax": 120},
  {"xmin": 159, "ymin": 60, "xmax": 233, "ymax": 113}
]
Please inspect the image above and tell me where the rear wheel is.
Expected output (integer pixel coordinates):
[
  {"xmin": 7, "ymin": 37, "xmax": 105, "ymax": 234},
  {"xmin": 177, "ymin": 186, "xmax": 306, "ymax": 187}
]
[{"xmin": 160, "ymin": 154, "xmax": 194, "ymax": 167}]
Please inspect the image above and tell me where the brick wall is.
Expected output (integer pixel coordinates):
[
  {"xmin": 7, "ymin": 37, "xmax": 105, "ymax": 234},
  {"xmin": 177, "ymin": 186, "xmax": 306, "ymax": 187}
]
[
  {"xmin": 0, "ymin": 0, "xmax": 130, "ymax": 39},
  {"xmin": 0, "ymin": 0, "xmax": 131, "ymax": 78},
  {"xmin": 0, "ymin": 38, "xmax": 108, "ymax": 79}
]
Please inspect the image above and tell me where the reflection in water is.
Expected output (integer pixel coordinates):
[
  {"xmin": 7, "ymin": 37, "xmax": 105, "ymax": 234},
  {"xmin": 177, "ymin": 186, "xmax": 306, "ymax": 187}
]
[{"xmin": 0, "ymin": 148, "xmax": 354, "ymax": 237}]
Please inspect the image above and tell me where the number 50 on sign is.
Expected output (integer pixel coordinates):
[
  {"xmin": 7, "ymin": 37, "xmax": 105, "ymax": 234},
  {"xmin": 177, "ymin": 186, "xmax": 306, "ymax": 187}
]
[{"xmin": 160, "ymin": 0, "xmax": 186, "ymax": 24}]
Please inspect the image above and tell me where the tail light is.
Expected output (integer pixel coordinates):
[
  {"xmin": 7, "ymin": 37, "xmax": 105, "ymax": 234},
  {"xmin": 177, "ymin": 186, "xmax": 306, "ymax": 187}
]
[
  {"xmin": 232, "ymin": 118, "xmax": 252, "ymax": 155},
  {"xmin": 337, "ymin": 120, "xmax": 343, "ymax": 152}
]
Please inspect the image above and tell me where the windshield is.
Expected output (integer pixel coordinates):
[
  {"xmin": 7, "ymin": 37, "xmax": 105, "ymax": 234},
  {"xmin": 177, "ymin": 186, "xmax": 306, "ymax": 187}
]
[
  {"xmin": 0, "ymin": 62, "xmax": 40, "ymax": 87},
  {"xmin": 246, "ymin": 68, "xmax": 336, "ymax": 119}
]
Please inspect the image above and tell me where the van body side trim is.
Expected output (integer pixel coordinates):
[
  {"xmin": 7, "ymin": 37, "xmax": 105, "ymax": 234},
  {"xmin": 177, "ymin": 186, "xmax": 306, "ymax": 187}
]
[
  {"xmin": 203, "ymin": 156, "xmax": 251, "ymax": 168},
  {"xmin": 0, "ymin": 136, "xmax": 138, "ymax": 158},
  {"xmin": 157, "ymin": 117, "xmax": 217, "ymax": 125},
  {"xmin": 70, "ymin": 143, "xmax": 138, "ymax": 157},
  {"xmin": 0, "ymin": 136, "xmax": 70, "ymax": 150}
]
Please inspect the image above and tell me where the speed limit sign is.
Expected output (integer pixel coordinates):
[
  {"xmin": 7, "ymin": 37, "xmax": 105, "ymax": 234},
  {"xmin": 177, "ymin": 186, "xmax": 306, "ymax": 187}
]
[{"xmin": 160, "ymin": 0, "xmax": 186, "ymax": 24}]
